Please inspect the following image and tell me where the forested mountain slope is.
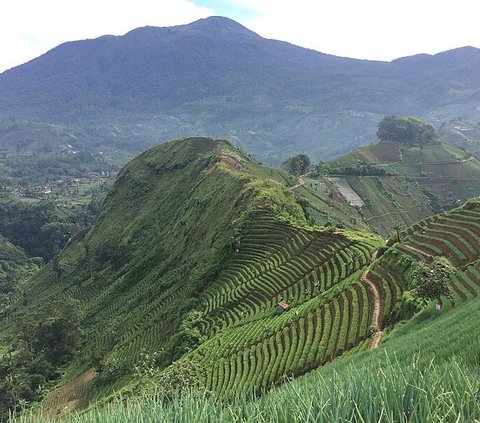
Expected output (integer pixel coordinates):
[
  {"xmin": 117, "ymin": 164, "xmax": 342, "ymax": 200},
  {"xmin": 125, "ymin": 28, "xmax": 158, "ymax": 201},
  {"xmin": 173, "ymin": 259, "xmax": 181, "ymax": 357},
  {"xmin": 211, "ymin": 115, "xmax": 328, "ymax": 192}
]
[{"xmin": 1, "ymin": 17, "xmax": 480, "ymax": 162}]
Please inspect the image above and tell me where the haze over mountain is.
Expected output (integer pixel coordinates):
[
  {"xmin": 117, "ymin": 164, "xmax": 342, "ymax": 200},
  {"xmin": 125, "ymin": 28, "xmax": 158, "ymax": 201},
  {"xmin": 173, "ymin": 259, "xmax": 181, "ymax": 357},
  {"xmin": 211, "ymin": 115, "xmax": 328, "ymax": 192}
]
[{"xmin": 0, "ymin": 16, "xmax": 480, "ymax": 163}]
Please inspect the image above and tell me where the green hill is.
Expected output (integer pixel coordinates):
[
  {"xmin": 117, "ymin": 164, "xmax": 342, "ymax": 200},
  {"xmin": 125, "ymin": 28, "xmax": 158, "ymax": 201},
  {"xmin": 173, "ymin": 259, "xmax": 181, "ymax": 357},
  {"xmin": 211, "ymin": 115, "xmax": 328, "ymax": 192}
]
[
  {"xmin": 0, "ymin": 137, "xmax": 384, "ymax": 417},
  {"xmin": 309, "ymin": 138, "xmax": 480, "ymax": 236},
  {"xmin": 3, "ymin": 137, "xmax": 480, "ymax": 421},
  {"xmin": 11, "ymin": 198, "xmax": 480, "ymax": 422}
]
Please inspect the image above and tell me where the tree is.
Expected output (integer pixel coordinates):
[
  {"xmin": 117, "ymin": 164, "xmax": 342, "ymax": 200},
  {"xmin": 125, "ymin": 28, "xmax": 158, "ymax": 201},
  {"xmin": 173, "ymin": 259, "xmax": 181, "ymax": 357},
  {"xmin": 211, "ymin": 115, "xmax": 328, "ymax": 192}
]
[
  {"xmin": 18, "ymin": 300, "xmax": 81, "ymax": 365},
  {"xmin": 0, "ymin": 300, "xmax": 81, "ymax": 419},
  {"xmin": 411, "ymin": 258, "xmax": 453, "ymax": 305},
  {"xmin": 377, "ymin": 116, "xmax": 437, "ymax": 145},
  {"xmin": 281, "ymin": 154, "xmax": 311, "ymax": 176}
]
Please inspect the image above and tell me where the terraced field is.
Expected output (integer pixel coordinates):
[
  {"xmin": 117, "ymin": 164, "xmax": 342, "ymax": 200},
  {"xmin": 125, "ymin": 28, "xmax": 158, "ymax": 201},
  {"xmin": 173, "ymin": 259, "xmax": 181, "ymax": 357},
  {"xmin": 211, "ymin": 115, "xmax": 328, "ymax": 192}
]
[
  {"xmin": 387, "ymin": 201, "xmax": 480, "ymax": 309},
  {"xmin": 175, "ymin": 211, "xmax": 385, "ymax": 393},
  {"xmin": 187, "ymin": 199, "xmax": 480, "ymax": 395},
  {"xmin": 322, "ymin": 139, "xmax": 480, "ymax": 235}
]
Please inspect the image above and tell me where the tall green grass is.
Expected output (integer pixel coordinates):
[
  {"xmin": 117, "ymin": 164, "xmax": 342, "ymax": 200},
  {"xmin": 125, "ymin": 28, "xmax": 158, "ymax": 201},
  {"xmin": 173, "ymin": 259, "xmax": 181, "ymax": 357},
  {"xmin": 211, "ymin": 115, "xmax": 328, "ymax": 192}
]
[
  {"xmin": 13, "ymin": 297, "xmax": 480, "ymax": 422},
  {"xmin": 14, "ymin": 358, "xmax": 479, "ymax": 422}
]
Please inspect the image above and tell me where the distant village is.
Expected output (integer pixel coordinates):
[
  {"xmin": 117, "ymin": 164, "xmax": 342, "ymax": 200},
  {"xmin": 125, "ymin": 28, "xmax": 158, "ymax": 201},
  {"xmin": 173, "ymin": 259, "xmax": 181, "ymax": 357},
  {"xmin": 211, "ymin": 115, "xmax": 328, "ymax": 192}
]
[{"xmin": 17, "ymin": 171, "xmax": 110, "ymax": 200}]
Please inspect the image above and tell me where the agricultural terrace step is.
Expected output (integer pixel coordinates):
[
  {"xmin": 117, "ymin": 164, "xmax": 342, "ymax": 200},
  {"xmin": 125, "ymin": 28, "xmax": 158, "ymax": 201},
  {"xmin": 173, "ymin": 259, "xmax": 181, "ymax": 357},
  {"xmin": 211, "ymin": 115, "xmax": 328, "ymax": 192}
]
[{"xmin": 200, "ymin": 281, "xmax": 373, "ymax": 394}]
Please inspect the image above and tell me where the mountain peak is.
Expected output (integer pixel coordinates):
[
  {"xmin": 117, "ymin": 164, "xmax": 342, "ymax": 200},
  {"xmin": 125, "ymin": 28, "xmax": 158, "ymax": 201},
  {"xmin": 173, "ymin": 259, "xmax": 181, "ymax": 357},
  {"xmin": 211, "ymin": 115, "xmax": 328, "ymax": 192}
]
[
  {"xmin": 123, "ymin": 16, "xmax": 258, "ymax": 42},
  {"xmin": 182, "ymin": 16, "xmax": 258, "ymax": 37}
]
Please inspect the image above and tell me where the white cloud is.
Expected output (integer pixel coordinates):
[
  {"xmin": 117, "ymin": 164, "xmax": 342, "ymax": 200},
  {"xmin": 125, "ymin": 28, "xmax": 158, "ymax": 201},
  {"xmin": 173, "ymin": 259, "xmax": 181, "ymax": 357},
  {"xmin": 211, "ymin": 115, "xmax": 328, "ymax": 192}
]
[
  {"xmin": 0, "ymin": 0, "xmax": 214, "ymax": 72},
  {"xmin": 234, "ymin": 0, "xmax": 480, "ymax": 60}
]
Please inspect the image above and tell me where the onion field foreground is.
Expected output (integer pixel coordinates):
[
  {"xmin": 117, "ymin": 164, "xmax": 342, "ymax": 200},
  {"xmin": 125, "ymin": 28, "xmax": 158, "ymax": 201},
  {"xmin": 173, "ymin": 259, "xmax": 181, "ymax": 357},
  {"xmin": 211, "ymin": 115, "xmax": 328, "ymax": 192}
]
[{"xmin": 13, "ymin": 295, "xmax": 480, "ymax": 423}]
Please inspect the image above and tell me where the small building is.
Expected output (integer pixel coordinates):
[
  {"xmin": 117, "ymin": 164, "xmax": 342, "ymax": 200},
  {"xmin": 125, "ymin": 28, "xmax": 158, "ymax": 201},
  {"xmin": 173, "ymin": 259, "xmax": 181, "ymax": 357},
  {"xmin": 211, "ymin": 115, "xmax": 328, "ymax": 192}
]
[{"xmin": 275, "ymin": 300, "xmax": 289, "ymax": 315}]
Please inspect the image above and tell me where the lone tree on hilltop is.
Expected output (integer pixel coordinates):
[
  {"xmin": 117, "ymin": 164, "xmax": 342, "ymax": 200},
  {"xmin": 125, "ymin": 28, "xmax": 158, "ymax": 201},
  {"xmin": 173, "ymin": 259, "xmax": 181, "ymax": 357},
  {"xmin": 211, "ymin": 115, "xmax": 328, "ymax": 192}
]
[
  {"xmin": 282, "ymin": 154, "xmax": 311, "ymax": 176},
  {"xmin": 377, "ymin": 116, "xmax": 437, "ymax": 145},
  {"xmin": 411, "ymin": 258, "xmax": 453, "ymax": 305}
]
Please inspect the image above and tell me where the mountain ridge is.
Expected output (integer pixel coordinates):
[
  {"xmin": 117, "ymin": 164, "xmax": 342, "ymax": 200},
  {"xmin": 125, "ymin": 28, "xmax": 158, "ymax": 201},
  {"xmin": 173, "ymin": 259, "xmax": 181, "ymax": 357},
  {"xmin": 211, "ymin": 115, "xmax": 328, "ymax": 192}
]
[{"xmin": 1, "ymin": 17, "xmax": 479, "ymax": 163}]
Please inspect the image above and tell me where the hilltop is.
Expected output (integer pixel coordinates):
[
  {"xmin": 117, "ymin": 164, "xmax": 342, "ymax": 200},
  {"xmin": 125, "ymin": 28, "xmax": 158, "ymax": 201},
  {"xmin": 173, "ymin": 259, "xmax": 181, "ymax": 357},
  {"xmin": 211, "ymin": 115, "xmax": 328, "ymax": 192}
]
[
  {"xmin": 1, "ymin": 17, "xmax": 480, "ymax": 163},
  {"xmin": 0, "ymin": 137, "xmax": 385, "ymax": 416}
]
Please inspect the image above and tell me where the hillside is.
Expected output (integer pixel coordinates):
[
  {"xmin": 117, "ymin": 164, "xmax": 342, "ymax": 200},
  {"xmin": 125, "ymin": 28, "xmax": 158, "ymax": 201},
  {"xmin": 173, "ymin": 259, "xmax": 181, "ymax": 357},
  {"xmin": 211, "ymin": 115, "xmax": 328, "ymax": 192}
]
[
  {"xmin": 16, "ymin": 290, "xmax": 480, "ymax": 422},
  {"xmin": 1, "ymin": 17, "xmax": 480, "ymax": 163},
  {"xmin": 310, "ymin": 139, "xmax": 480, "ymax": 236},
  {"xmin": 440, "ymin": 119, "xmax": 480, "ymax": 158},
  {"xmin": 0, "ymin": 234, "xmax": 38, "ymax": 311},
  {"xmin": 11, "ymin": 197, "xmax": 480, "ymax": 422},
  {"xmin": 0, "ymin": 137, "xmax": 384, "ymax": 417}
]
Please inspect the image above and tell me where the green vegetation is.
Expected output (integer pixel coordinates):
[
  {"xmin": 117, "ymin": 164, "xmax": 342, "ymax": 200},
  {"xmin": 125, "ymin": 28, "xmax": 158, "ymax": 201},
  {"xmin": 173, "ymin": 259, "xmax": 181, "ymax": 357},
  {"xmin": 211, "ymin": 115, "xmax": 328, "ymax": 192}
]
[
  {"xmin": 377, "ymin": 116, "xmax": 437, "ymax": 145},
  {"xmin": 0, "ymin": 300, "xmax": 81, "ymax": 420},
  {"xmin": 0, "ymin": 200, "xmax": 101, "ymax": 263},
  {"xmin": 3, "ymin": 137, "xmax": 480, "ymax": 421},
  {"xmin": 0, "ymin": 119, "xmax": 122, "ymax": 265},
  {"xmin": 12, "ymin": 292, "xmax": 480, "ymax": 422},
  {"xmin": 313, "ymin": 127, "xmax": 480, "ymax": 236},
  {"xmin": 281, "ymin": 154, "xmax": 311, "ymax": 176},
  {"xmin": 0, "ymin": 137, "xmax": 384, "ymax": 418},
  {"xmin": 1, "ymin": 20, "xmax": 479, "ymax": 166},
  {"xmin": 0, "ymin": 235, "xmax": 38, "ymax": 314},
  {"xmin": 411, "ymin": 258, "xmax": 453, "ymax": 304}
]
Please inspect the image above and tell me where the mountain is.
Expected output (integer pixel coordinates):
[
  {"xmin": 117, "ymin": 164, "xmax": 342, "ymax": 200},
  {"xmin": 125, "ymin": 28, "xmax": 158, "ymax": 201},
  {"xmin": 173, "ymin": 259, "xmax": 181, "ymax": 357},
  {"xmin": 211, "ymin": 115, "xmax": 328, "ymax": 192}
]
[{"xmin": 0, "ymin": 17, "xmax": 480, "ymax": 163}]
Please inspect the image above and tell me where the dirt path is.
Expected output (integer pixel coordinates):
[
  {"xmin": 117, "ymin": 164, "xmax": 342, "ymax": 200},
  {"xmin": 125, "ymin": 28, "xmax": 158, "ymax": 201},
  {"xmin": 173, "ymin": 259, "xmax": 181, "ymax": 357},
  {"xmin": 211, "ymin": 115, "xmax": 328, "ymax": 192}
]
[
  {"xmin": 363, "ymin": 275, "xmax": 384, "ymax": 349},
  {"xmin": 289, "ymin": 172, "xmax": 312, "ymax": 190},
  {"xmin": 403, "ymin": 243, "xmax": 430, "ymax": 257},
  {"xmin": 360, "ymin": 251, "xmax": 384, "ymax": 350}
]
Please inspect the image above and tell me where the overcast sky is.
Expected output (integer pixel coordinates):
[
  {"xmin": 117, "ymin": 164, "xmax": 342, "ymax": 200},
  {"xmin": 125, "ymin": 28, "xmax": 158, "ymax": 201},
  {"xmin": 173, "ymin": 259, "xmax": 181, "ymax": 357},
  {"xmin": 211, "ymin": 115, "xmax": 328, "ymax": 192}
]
[{"xmin": 1, "ymin": 0, "xmax": 479, "ymax": 73}]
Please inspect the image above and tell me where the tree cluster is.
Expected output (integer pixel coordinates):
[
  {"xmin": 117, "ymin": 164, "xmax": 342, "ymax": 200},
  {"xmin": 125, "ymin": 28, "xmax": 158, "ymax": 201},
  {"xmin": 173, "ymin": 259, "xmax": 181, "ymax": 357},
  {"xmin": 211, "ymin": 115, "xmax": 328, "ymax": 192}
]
[
  {"xmin": 0, "ymin": 301, "xmax": 81, "ymax": 420},
  {"xmin": 281, "ymin": 154, "xmax": 311, "ymax": 176},
  {"xmin": 411, "ymin": 258, "xmax": 453, "ymax": 304},
  {"xmin": 0, "ymin": 198, "xmax": 101, "ymax": 263},
  {"xmin": 377, "ymin": 116, "xmax": 437, "ymax": 145}
]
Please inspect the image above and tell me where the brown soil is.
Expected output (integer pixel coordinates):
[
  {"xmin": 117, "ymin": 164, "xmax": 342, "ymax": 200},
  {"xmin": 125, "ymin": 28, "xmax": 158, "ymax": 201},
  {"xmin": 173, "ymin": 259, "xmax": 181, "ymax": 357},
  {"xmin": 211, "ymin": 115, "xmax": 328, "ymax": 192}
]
[
  {"xmin": 361, "ymin": 252, "xmax": 385, "ymax": 350},
  {"xmin": 219, "ymin": 155, "xmax": 241, "ymax": 170},
  {"xmin": 42, "ymin": 367, "xmax": 97, "ymax": 417}
]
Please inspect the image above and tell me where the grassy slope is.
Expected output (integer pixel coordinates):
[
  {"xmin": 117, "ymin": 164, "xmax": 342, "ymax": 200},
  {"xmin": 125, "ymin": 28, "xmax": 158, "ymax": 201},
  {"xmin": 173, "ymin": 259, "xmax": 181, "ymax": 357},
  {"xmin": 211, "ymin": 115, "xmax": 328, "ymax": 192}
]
[{"xmin": 2, "ymin": 137, "xmax": 384, "ymax": 416}]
